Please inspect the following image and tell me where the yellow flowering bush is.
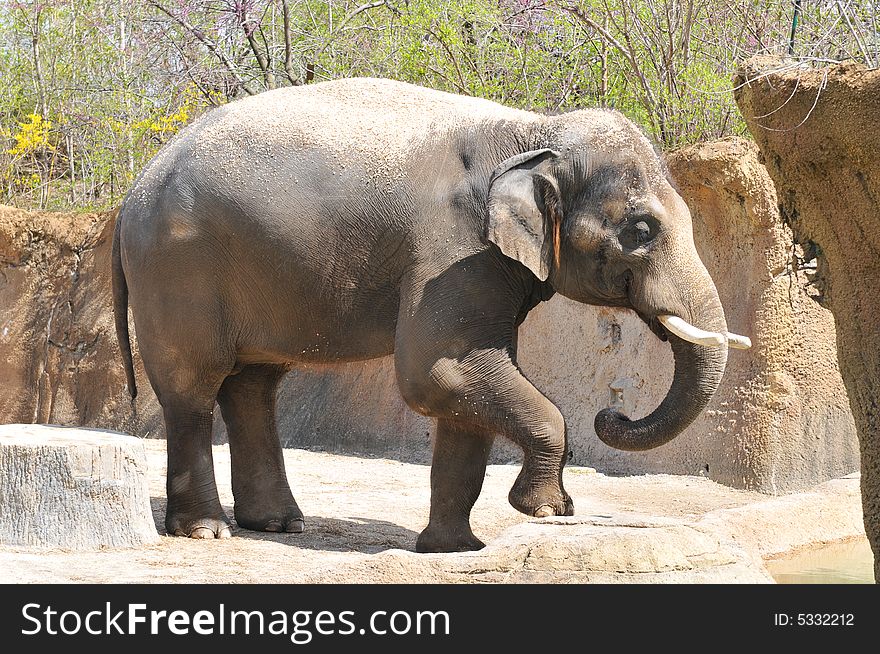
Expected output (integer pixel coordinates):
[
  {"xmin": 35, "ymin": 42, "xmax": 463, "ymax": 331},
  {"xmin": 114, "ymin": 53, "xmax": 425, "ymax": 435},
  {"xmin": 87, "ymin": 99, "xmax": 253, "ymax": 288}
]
[
  {"xmin": 132, "ymin": 86, "xmax": 207, "ymax": 137},
  {"xmin": 6, "ymin": 114, "xmax": 54, "ymax": 157}
]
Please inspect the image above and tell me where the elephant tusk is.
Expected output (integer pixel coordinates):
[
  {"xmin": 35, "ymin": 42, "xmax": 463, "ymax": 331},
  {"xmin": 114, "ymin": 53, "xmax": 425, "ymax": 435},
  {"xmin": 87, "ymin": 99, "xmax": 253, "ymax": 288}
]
[
  {"xmin": 658, "ymin": 314, "xmax": 726, "ymax": 347},
  {"xmin": 658, "ymin": 315, "xmax": 753, "ymax": 350},
  {"xmin": 726, "ymin": 332, "xmax": 752, "ymax": 349}
]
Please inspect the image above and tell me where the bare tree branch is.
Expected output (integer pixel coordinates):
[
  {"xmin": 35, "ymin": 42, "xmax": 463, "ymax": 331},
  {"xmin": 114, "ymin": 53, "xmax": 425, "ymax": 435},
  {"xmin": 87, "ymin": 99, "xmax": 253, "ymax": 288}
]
[
  {"xmin": 312, "ymin": 1, "xmax": 388, "ymax": 61},
  {"xmin": 147, "ymin": 0, "xmax": 257, "ymax": 95},
  {"xmin": 425, "ymin": 26, "xmax": 470, "ymax": 95},
  {"xmin": 562, "ymin": 2, "xmax": 666, "ymax": 140},
  {"xmin": 280, "ymin": 0, "xmax": 301, "ymax": 84},
  {"xmin": 240, "ymin": 8, "xmax": 275, "ymax": 90},
  {"xmin": 27, "ymin": 5, "xmax": 47, "ymax": 116}
]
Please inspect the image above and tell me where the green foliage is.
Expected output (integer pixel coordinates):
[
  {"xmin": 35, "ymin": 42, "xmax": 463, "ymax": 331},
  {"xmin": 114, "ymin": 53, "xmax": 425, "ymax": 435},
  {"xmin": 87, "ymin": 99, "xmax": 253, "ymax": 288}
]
[{"xmin": 0, "ymin": 0, "xmax": 876, "ymax": 210}]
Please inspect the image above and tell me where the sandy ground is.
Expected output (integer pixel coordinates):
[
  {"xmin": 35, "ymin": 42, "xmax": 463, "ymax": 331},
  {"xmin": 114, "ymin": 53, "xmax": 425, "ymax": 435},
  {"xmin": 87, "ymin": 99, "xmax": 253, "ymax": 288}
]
[{"xmin": 0, "ymin": 440, "xmax": 865, "ymax": 583}]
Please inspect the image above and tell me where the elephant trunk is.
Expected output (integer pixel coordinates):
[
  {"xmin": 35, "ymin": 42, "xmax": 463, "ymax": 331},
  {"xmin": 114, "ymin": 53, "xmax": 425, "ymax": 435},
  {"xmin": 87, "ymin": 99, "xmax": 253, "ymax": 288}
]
[{"xmin": 594, "ymin": 293, "xmax": 729, "ymax": 452}]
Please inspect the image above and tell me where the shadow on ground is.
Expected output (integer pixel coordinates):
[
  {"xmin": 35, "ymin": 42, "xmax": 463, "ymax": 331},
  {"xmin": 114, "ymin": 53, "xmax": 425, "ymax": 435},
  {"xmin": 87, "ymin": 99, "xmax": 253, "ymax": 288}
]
[{"xmin": 150, "ymin": 497, "xmax": 418, "ymax": 554}]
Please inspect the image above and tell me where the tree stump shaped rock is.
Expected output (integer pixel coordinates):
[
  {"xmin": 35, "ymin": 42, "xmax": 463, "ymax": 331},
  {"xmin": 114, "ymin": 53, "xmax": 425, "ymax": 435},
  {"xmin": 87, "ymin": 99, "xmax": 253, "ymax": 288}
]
[{"xmin": 0, "ymin": 424, "xmax": 158, "ymax": 549}]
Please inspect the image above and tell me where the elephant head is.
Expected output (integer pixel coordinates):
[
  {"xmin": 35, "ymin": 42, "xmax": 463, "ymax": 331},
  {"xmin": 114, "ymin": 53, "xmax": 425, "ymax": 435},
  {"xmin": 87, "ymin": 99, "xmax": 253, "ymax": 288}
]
[{"xmin": 487, "ymin": 110, "xmax": 750, "ymax": 451}]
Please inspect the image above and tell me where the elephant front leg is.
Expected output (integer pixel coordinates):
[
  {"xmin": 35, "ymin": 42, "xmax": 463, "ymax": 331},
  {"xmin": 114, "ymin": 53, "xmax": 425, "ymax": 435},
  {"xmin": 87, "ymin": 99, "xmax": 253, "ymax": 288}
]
[
  {"xmin": 494, "ymin": 375, "xmax": 575, "ymax": 520},
  {"xmin": 397, "ymin": 346, "xmax": 574, "ymax": 532},
  {"xmin": 396, "ymin": 260, "xmax": 573, "ymax": 551},
  {"xmin": 417, "ymin": 419, "xmax": 494, "ymax": 553},
  {"xmin": 217, "ymin": 364, "xmax": 304, "ymax": 534}
]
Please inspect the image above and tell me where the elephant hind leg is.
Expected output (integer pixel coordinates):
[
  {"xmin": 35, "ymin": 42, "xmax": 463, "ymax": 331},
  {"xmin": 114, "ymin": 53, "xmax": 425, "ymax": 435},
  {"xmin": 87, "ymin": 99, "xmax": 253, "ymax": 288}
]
[
  {"xmin": 162, "ymin": 396, "xmax": 231, "ymax": 539},
  {"xmin": 135, "ymin": 314, "xmax": 237, "ymax": 538},
  {"xmin": 217, "ymin": 364, "xmax": 303, "ymax": 534},
  {"xmin": 416, "ymin": 419, "xmax": 494, "ymax": 553},
  {"xmin": 150, "ymin": 358, "xmax": 231, "ymax": 539}
]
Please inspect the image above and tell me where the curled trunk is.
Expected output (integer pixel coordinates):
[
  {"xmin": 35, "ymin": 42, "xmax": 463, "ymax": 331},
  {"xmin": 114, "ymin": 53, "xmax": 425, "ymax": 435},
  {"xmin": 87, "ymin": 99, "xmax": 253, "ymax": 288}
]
[{"xmin": 595, "ymin": 299, "xmax": 728, "ymax": 451}]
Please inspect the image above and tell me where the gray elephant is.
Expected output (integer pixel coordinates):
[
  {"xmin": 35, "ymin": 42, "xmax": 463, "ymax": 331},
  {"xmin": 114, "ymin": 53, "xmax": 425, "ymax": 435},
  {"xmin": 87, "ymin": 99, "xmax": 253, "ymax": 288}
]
[{"xmin": 112, "ymin": 78, "xmax": 749, "ymax": 553}]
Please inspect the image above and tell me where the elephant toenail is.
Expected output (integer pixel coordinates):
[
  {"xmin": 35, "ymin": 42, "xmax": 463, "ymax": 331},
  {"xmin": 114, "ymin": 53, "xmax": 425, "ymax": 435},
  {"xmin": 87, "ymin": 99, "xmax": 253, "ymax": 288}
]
[
  {"xmin": 286, "ymin": 519, "xmax": 305, "ymax": 533},
  {"xmin": 265, "ymin": 520, "xmax": 284, "ymax": 532},
  {"xmin": 534, "ymin": 505, "xmax": 556, "ymax": 518},
  {"xmin": 218, "ymin": 527, "xmax": 233, "ymax": 539},
  {"xmin": 190, "ymin": 527, "xmax": 215, "ymax": 539}
]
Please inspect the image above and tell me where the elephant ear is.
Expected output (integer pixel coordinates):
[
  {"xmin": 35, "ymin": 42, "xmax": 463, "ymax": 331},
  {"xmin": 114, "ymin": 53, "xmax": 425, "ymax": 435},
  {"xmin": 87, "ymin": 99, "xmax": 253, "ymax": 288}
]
[{"xmin": 486, "ymin": 149, "xmax": 561, "ymax": 281}]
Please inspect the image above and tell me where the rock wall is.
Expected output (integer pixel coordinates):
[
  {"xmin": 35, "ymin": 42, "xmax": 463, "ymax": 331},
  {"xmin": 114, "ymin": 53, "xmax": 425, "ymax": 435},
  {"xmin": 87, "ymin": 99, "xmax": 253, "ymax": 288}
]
[
  {"xmin": 0, "ymin": 136, "xmax": 859, "ymax": 493},
  {"xmin": 668, "ymin": 138, "xmax": 857, "ymax": 491},
  {"xmin": 734, "ymin": 56, "xmax": 879, "ymax": 575},
  {"xmin": 0, "ymin": 207, "xmax": 161, "ymax": 437}
]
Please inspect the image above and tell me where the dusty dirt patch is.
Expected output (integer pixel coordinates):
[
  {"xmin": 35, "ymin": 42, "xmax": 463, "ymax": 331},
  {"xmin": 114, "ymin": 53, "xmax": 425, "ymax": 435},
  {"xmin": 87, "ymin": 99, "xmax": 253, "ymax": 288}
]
[{"xmin": 0, "ymin": 441, "xmax": 863, "ymax": 583}]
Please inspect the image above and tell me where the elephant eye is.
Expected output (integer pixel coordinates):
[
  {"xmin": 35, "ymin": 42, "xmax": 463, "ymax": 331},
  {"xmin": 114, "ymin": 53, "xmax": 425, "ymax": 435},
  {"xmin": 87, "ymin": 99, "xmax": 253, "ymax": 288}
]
[
  {"xmin": 633, "ymin": 221, "xmax": 651, "ymax": 242},
  {"xmin": 620, "ymin": 219, "xmax": 656, "ymax": 249}
]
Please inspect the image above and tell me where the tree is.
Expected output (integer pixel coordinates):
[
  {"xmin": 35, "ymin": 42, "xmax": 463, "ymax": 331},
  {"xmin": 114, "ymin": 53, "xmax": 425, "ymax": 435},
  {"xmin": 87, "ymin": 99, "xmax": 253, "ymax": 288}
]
[{"xmin": 1, "ymin": 0, "xmax": 876, "ymax": 210}]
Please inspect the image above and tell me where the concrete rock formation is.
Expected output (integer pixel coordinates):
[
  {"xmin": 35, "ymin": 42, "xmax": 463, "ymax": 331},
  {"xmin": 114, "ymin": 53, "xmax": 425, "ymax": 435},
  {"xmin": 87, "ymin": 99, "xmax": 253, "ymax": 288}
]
[
  {"xmin": 0, "ymin": 424, "xmax": 158, "ymax": 549},
  {"xmin": 0, "ymin": 206, "xmax": 161, "ymax": 437},
  {"xmin": 665, "ymin": 138, "xmax": 857, "ymax": 491},
  {"xmin": 0, "ymin": 135, "xmax": 858, "ymax": 493},
  {"xmin": 304, "ymin": 514, "xmax": 773, "ymax": 584},
  {"xmin": 734, "ymin": 56, "xmax": 880, "ymax": 579}
]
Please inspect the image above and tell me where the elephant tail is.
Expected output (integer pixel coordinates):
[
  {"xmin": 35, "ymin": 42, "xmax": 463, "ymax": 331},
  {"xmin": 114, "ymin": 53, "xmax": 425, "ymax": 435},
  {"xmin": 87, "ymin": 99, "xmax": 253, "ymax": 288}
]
[{"xmin": 112, "ymin": 207, "xmax": 138, "ymax": 400}]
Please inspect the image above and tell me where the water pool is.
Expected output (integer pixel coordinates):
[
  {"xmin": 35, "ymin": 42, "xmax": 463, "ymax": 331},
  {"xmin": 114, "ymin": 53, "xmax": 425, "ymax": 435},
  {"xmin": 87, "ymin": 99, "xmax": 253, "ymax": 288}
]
[{"xmin": 766, "ymin": 538, "xmax": 875, "ymax": 584}]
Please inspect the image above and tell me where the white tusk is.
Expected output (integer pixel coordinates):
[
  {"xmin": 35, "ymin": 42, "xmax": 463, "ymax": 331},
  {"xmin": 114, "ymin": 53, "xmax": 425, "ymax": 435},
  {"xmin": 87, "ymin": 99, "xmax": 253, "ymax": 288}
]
[
  {"xmin": 657, "ymin": 315, "xmax": 726, "ymax": 347},
  {"xmin": 726, "ymin": 332, "xmax": 752, "ymax": 349},
  {"xmin": 658, "ymin": 315, "xmax": 753, "ymax": 350}
]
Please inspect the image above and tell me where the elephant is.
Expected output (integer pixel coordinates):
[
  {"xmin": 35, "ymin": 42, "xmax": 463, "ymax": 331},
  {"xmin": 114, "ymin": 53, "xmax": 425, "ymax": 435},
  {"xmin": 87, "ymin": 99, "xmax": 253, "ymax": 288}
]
[{"xmin": 112, "ymin": 77, "xmax": 750, "ymax": 553}]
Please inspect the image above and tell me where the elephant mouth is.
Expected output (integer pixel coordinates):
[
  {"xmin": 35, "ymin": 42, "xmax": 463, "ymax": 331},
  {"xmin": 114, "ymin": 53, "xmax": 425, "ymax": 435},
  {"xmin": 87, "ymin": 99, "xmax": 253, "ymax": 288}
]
[
  {"xmin": 597, "ymin": 270, "xmax": 751, "ymax": 452},
  {"xmin": 642, "ymin": 314, "xmax": 669, "ymax": 341}
]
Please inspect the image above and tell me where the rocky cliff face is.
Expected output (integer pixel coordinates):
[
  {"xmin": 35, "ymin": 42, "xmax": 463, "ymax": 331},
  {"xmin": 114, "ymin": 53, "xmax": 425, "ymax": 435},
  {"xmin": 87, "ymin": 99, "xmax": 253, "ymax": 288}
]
[
  {"xmin": 668, "ymin": 138, "xmax": 856, "ymax": 491},
  {"xmin": 0, "ymin": 207, "xmax": 161, "ymax": 437},
  {"xmin": 734, "ymin": 56, "xmax": 880, "ymax": 576},
  {"xmin": 0, "ymin": 136, "xmax": 859, "ymax": 493}
]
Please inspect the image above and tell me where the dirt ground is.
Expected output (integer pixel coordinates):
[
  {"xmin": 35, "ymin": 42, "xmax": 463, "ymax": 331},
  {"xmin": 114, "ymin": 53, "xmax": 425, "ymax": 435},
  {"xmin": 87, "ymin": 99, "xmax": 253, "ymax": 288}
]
[{"xmin": 0, "ymin": 440, "xmax": 864, "ymax": 583}]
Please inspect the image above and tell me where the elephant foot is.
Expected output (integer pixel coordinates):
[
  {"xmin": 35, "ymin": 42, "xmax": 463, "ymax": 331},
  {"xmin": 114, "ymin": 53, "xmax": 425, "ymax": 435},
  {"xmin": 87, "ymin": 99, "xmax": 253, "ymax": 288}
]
[
  {"xmin": 508, "ymin": 472, "xmax": 574, "ymax": 518},
  {"xmin": 416, "ymin": 523, "xmax": 486, "ymax": 553},
  {"xmin": 234, "ymin": 489, "xmax": 305, "ymax": 534},
  {"xmin": 236, "ymin": 513, "xmax": 305, "ymax": 533},
  {"xmin": 166, "ymin": 511, "xmax": 233, "ymax": 539}
]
